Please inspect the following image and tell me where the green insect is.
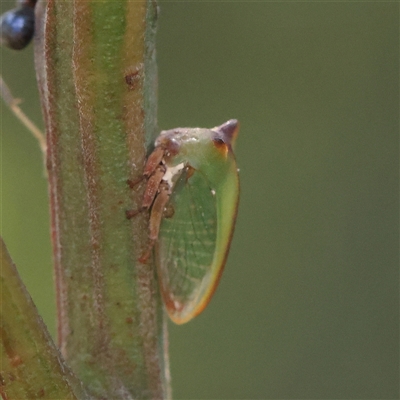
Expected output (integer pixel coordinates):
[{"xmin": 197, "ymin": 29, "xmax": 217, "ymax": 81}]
[{"xmin": 127, "ymin": 119, "xmax": 240, "ymax": 324}]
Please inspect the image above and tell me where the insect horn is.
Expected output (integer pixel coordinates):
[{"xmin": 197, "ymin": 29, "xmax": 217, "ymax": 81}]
[{"xmin": 214, "ymin": 119, "xmax": 240, "ymax": 149}]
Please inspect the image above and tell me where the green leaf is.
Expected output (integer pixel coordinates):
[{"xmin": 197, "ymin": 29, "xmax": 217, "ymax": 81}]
[{"xmin": 0, "ymin": 237, "xmax": 87, "ymax": 400}]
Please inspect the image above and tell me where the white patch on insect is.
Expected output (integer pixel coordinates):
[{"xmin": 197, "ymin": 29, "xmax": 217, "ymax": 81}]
[
  {"xmin": 211, "ymin": 189, "xmax": 216, "ymax": 196},
  {"xmin": 237, "ymin": 168, "xmax": 240, "ymax": 172},
  {"xmin": 163, "ymin": 162, "xmax": 185, "ymax": 187},
  {"xmin": 174, "ymin": 300, "xmax": 182, "ymax": 309}
]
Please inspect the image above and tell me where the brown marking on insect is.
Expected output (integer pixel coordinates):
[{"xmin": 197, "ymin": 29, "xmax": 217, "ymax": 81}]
[
  {"xmin": 126, "ymin": 146, "xmax": 166, "ymax": 219},
  {"xmin": 142, "ymin": 166, "xmax": 166, "ymax": 208},
  {"xmin": 125, "ymin": 164, "xmax": 166, "ymax": 219},
  {"xmin": 143, "ymin": 146, "xmax": 165, "ymax": 176},
  {"xmin": 127, "ymin": 138, "xmax": 195, "ymax": 262},
  {"xmin": 126, "ymin": 317, "xmax": 133, "ymax": 324},
  {"xmin": 212, "ymin": 137, "xmax": 229, "ymax": 157},
  {"xmin": 124, "ymin": 64, "xmax": 143, "ymax": 90},
  {"xmin": 37, "ymin": 388, "xmax": 45, "ymax": 398},
  {"xmin": 148, "ymin": 182, "xmax": 170, "ymax": 241},
  {"xmin": 126, "ymin": 146, "xmax": 165, "ymax": 206},
  {"xmin": 139, "ymin": 181, "xmax": 171, "ymax": 263},
  {"xmin": 126, "ymin": 144, "xmax": 171, "ymax": 261},
  {"xmin": 157, "ymin": 278, "xmax": 184, "ymax": 314},
  {"xmin": 163, "ymin": 203, "xmax": 175, "ymax": 219},
  {"xmin": 185, "ymin": 165, "xmax": 196, "ymax": 181}
]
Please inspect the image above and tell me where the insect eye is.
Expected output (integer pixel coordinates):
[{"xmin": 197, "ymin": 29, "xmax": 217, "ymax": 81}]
[{"xmin": 164, "ymin": 138, "xmax": 180, "ymax": 156}]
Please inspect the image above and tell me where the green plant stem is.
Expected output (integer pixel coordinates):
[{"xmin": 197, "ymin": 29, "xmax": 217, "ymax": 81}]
[{"xmin": 34, "ymin": 0, "xmax": 170, "ymax": 398}]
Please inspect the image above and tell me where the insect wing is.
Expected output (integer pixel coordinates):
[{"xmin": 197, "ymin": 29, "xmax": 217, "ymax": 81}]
[{"xmin": 155, "ymin": 167, "xmax": 218, "ymax": 324}]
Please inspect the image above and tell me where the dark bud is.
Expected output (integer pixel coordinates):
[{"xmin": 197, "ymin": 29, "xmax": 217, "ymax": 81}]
[
  {"xmin": 0, "ymin": 7, "xmax": 35, "ymax": 50},
  {"xmin": 15, "ymin": 0, "xmax": 37, "ymax": 8}
]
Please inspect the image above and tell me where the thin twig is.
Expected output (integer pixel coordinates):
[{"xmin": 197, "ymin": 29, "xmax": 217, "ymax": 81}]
[{"xmin": 0, "ymin": 74, "xmax": 46, "ymax": 155}]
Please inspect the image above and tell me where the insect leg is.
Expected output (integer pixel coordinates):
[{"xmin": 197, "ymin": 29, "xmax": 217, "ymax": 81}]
[
  {"xmin": 126, "ymin": 164, "xmax": 166, "ymax": 219},
  {"xmin": 148, "ymin": 182, "xmax": 170, "ymax": 241},
  {"xmin": 139, "ymin": 181, "xmax": 170, "ymax": 263},
  {"xmin": 143, "ymin": 146, "xmax": 165, "ymax": 176},
  {"xmin": 125, "ymin": 208, "xmax": 144, "ymax": 219},
  {"xmin": 127, "ymin": 176, "xmax": 145, "ymax": 189}
]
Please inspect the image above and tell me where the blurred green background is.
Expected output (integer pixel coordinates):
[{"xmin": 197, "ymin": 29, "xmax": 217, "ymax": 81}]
[{"xmin": 0, "ymin": 2, "xmax": 398, "ymax": 399}]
